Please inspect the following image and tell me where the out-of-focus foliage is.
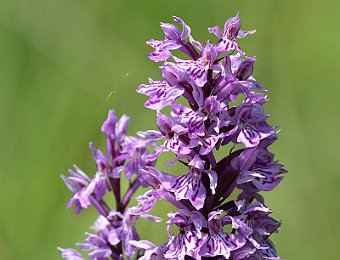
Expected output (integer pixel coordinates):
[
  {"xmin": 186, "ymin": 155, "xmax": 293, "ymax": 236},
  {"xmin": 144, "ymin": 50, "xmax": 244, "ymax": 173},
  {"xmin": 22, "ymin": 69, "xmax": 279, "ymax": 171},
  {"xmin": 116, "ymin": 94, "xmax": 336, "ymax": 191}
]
[{"xmin": 0, "ymin": 0, "xmax": 339, "ymax": 259}]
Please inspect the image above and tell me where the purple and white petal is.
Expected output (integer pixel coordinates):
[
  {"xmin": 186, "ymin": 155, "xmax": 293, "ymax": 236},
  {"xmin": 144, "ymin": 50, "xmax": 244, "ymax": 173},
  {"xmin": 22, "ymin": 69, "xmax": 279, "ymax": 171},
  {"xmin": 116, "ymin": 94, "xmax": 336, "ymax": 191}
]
[
  {"xmin": 199, "ymin": 233, "xmax": 246, "ymax": 258},
  {"xmin": 174, "ymin": 42, "xmax": 217, "ymax": 87},
  {"xmin": 216, "ymin": 38, "xmax": 242, "ymax": 53},
  {"xmin": 147, "ymin": 39, "xmax": 181, "ymax": 62},
  {"xmin": 137, "ymin": 79, "xmax": 184, "ymax": 110},
  {"xmin": 224, "ymin": 13, "xmax": 241, "ymax": 40},
  {"xmin": 188, "ymin": 155, "xmax": 205, "ymax": 170},
  {"xmin": 58, "ymin": 247, "xmax": 84, "ymax": 260},
  {"xmin": 160, "ymin": 22, "xmax": 181, "ymax": 41},
  {"xmin": 173, "ymin": 16, "xmax": 191, "ymax": 39},
  {"xmin": 137, "ymin": 130, "xmax": 163, "ymax": 141},
  {"xmin": 165, "ymin": 210, "xmax": 207, "ymax": 259},
  {"xmin": 167, "ymin": 171, "xmax": 206, "ymax": 210},
  {"xmin": 237, "ymin": 29, "xmax": 256, "ymax": 38},
  {"xmin": 208, "ymin": 25, "xmax": 223, "ymax": 38},
  {"xmin": 164, "ymin": 138, "xmax": 192, "ymax": 155},
  {"xmin": 172, "ymin": 104, "xmax": 206, "ymax": 137},
  {"xmin": 205, "ymin": 169, "xmax": 218, "ymax": 194},
  {"xmin": 190, "ymin": 134, "xmax": 220, "ymax": 155},
  {"xmin": 101, "ymin": 110, "xmax": 117, "ymax": 137}
]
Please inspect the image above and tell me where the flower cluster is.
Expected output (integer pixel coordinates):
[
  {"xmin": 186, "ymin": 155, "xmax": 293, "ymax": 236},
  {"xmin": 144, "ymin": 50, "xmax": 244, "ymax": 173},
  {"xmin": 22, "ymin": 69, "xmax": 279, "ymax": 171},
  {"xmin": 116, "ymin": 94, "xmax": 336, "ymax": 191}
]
[{"xmin": 58, "ymin": 12, "xmax": 286, "ymax": 260}]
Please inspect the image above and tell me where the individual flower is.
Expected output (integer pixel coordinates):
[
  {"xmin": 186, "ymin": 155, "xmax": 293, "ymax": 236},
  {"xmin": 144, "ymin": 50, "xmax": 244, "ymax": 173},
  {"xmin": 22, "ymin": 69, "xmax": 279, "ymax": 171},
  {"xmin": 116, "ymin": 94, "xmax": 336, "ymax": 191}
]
[
  {"xmin": 137, "ymin": 78, "xmax": 184, "ymax": 111},
  {"xmin": 171, "ymin": 96, "xmax": 223, "ymax": 136},
  {"xmin": 147, "ymin": 16, "xmax": 192, "ymax": 62},
  {"xmin": 209, "ymin": 12, "xmax": 255, "ymax": 54},
  {"xmin": 225, "ymin": 200, "xmax": 280, "ymax": 251},
  {"xmin": 228, "ymin": 103, "xmax": 276, "ymax": 148},
  {"xmin": 213, "ymin": 54, "xmax": 265, "ymax": 104},
  {"xmin": 130, "ymin": 167, "xmax": 170, "ymax": 215},
  {"xmin": 76, "ymin": 232, "xmax": 112, "ymax": 259},
  {"xmin": 189, "ymin": 132, "xmax": 221, "ymax": 156},
  {"xmin": 155, "ymin": 112, "xmax": 192, "ymax": 155},
  {"xmin": 120, "ymin": 136, "xmax": 154, "ymax": 179},
  {"xmin": 233, "ymin": 148, "xmax": 287, "ymax": 192},
  {"xmin": 61, "ymin": 165, "xmax": 91, "ymax": 194},
  {"xmin": 107, "ymin": 209, "xmax": 161, "ymax": 259},
  {"xmin": 164, "ymin": 210, "xmax": 207, "ymax": 259},
  {"xmin": 165, "ymin": 155, "xmax": 217, "ymax": 210},
  {"xmin": 161, "ymin": 16, "xmax": 191, "ymax": 43},
  {"xmin": 174, "ymin": 42, "xmax": 217, "ymax": 87},
  {"xmin": 147, "ymin": 40, "xmax": 181, "ymax": 62},
  {"xmin": 199, "ymin": 210, "xmax": 246, "ymax": 258},
  {"xmin": 101, "ymin": 110, "xmax": 130, "ymax": 158},
  {"xmin": 171, "ymin": 104, "xmax": 206, "ymax": 137}
]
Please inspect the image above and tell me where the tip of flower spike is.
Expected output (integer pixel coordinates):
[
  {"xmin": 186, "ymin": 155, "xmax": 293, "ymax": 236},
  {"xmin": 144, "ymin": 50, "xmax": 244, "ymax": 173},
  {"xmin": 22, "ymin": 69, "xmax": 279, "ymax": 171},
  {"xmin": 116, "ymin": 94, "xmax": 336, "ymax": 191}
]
[{"xmin": 101, "ymin": 110, "xmax": 117, "ymax": 136}]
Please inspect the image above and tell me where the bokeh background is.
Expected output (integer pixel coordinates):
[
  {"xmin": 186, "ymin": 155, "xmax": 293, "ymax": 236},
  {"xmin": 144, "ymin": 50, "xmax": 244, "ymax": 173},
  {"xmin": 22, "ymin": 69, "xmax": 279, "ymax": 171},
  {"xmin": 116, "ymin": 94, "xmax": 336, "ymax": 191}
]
[{"xmin": 1, "ymin": 0, "xmax": 339, "ymax": 259}]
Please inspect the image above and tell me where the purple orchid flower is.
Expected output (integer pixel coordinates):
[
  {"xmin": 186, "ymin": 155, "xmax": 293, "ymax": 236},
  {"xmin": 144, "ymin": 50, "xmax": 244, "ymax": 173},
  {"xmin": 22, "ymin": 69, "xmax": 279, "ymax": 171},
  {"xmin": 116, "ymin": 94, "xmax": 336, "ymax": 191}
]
[
  {"xmin": 174, "ymin": 42, "xmax": 217, "ymax": 87},
  {"xmin": 228, "ymin": 103, "xmax": 276, "ymax": 148},
  {"xmin": 209, "ymin": 12, "xmax": 256, "ymax": 54},
  {"xmin": 171, "ymin": 104, "xmax": 206, "ymax": 137},
  {"xmin": 225, "ymin": 200, "xmax": 280, "ymax": 251},
  {"xmin": 61, "ymin": 165, "xmax": 91, "ymax": 194},
  {"xmin": 76, "ymin": 232, "xmax": 112, "ymax": 259},
  {"xmin": 233, "ymin": 148, "xmax": 287, "ymax": 192},
  {"xmin": 155, "ymin": 112, "xmax": 192, "ymax": 155},
  {"xmin": 130, "ymin": 167, "xmax": 170, "ymax": 215},
  {"xmin": 147, "ymin": 16, "xmax": 195, "ymax": 62},
  {"xmin": 107, "ymin": 208, "xmax": 161, "ymax": 259},
  {"xmin": 165, "ymin": 155, "xmax": 217, "ymax": 210},
  {"xmin": 137, "ymin": 78, "xmax": 184, "ymax": 111},
  {"xmin": 189, "ymin": 133, "xmax": 221, "ymax": 156},
  {"xmin": 213, "ymin": 54, "xmax": 265, "ymax": 104},
  {"xmin": 164, "ymin": 210, "xmax": 207, "ymax": 259},
  {"xmin": 120, "ymin": 136, "xmax": 154, "ymax": 179},
  {"xmin": 199, "ymin": 210, "xmax": 246, "ymax": 258}
]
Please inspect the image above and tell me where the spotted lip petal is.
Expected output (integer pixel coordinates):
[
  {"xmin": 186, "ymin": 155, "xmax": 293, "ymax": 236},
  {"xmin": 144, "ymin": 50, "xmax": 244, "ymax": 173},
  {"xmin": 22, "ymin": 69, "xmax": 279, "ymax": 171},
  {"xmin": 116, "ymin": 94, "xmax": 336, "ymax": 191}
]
[
  {"xmin": 189, "ymin": 134, "xmax": 220, "ymax": 155},
  {"xmin": 216, "ymin": 38, "xmax": 242, "ymax": 54},
  {"xmin": 129, "ymin": 240, "xmax": 168, "ymax": 260},
  {"xmin": 166, "ymin": 168, "xmax": 206, "ymax": 210},
  {"xmin": 199, "ymin": 211, "xmax": 246, "ymax": 258},
  {"xmin": 234, "ymin": 104, "xmax": 276, "ymax": 148},
  {"xmin": 174, "ymin": 42, "xmax": 217, "ymax": 87},
  {"xmin": 209, "ymin": 12, "xmax": 255, "ymax": 55},
  {"xmin": 236, "ymin": 149, "xmax": 286, "ymax": 192},
  {"xmin": 237, "ymin": 123, "xmax": 272, "ymax": 148},
  {"xmin": 199, "ymin": 233, "xmax": 246, "ymax": 258},
  {"xmin": 147, "ymin": 39, "xmax": 182, "ymax": 62},
  {"xmin": 171, "ymin": 104, "xmax": 206, "ymax": 137},
  {"xmin": 155, "ymin": 112, "xmax": 192, "ymax": 155},
  {"xmin": 137, "ymin": 78, "xmax": 184, "ymax": 111},
  {"xmin": 130, "ymin": 167, "xmax": 171, "ymax": 215},
  {"xmin": 165, "ymin": 210, "xmax": 207, "ymax": 259}
]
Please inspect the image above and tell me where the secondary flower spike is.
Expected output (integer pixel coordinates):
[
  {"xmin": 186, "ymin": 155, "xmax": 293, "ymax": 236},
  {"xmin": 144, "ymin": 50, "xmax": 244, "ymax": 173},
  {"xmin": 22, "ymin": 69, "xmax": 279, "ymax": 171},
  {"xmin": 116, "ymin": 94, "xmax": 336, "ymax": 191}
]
[{"xmin": 59, "ymin": 11, "xmax": 286, "ymax": 260}]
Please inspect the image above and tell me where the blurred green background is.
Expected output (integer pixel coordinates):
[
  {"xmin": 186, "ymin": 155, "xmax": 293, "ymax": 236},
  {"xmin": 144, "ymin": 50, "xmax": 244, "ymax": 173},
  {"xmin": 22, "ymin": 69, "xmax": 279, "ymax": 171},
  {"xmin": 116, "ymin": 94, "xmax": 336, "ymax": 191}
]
[{"xmin": 1, "ymin": 0, "xmax": 339, "ymax": 259}]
